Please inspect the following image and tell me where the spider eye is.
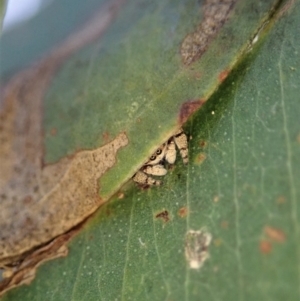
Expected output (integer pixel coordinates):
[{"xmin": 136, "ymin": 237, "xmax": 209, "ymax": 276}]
[
  {"xmin": 150, "ymin": 155, "xmax": 156, "ymax": 161},
  {"xmin": 156, "ymin": 149, "xmax": 162, "ymax": 155}
]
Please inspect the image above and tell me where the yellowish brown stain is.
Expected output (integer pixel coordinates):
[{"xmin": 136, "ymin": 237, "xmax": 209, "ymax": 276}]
[
  {"xmin": 259, "ymin": 240, "xmax": 272, "ymax": 254},
  {"xmin": 117, "ymin": 192, "xmax": 125, "ymax": 199},
  {"xmin": 194, "ymin": 152, "xmax": 207, "ymax": 165},
  {"xmin": 276, "ymin": 195, "xmax": 286, "ymax": 205},
  {"xmin": 213, "ymin": 195, "xmax": 220, "ymax": 203},
  {"xmin": 259, "ymin": 225, "xmax": 286, "ymax": 256},
  {"xmin": 264, "ymin": 226, "xmax": 286, "ymax": 243},
  {"xmin": 199, "ymin": 140, "xmax": 208, "ymax": 148},
  {"xmin": 178, "ymin": 207, "xmax": 188, "ymax": 218}
]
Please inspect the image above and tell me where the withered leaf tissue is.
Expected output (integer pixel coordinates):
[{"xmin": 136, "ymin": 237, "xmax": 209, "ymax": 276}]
[
  {"xmin": 0, "ymin": 60, "xmax": 128, "ymax": 294},
  {"xmin": 0, "ymin": 0, "xmax": 128, "ymax": 295}
]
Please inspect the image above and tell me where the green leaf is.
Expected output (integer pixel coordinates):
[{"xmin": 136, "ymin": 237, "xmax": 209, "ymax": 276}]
[
  {"xmin": 42, "ymin": 0, "xmax": 280, "ymax": 200},
  {"xmin": 1, "ymin": 0, "xmax": 299, "ymax": 300}
]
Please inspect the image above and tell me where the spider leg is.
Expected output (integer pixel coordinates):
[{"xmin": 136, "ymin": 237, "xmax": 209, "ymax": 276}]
[
  {"xmin": 143, "ymin": 164, "xmax": 167, "ymax": 176},
  {"xmin": 133, "ymin": 171, "xmax": 161, "ymax": 186}
]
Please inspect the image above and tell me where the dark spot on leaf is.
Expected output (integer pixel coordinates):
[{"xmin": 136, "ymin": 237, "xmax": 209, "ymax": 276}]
[
  {"xmin": 179, "ymin": 99, "xmax": 205, "ymax": 124},
  {"xmin": 199, "ymin": 140, "xmax": 208, "ymax": 148},
  {"xmin": 155, "ymin": 210, "xmax": 170, "ymax": 223}
]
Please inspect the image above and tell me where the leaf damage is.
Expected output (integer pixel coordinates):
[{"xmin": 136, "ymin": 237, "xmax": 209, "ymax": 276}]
[
  {"xmin": 0, "ymin": 0, "xmax": 129, "ymax": 293},
  {"xmin": 185, "ymin": 229, "xmax": 212, "ymax": 270},
  {"xmin": 179, "ymin": 99, "xmax": 205, "ymax": 124},
  {"xmin": 258, "ymin": 225, "xmax": 286, "ymax": 256},
  {"xmin": 0, "ymin": 226, "xmax": 80, "ymax": 296},
  {"xmin": 181, "ymin": 0, "xmax": 238, "ymax": 65},
  {"xmin": 0, "ymin": 73, "xmax": 128, "ymax": 286},
  {"xmin": 155, "ymin": 210, "xmax": 170, "ymax": 223}
]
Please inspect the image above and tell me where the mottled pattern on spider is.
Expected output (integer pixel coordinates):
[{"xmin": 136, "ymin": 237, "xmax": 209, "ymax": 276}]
[{"xmin": 133, "ymin": 128, "xmax": 188, "ymax": 187}]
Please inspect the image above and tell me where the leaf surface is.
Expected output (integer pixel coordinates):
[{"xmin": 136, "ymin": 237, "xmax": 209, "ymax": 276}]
[{"xmin": 1, "ymin": 0, "xmax": 299, "ymax": 300}]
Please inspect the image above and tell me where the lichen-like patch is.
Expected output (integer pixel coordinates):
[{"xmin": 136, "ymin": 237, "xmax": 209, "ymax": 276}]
[
  {"xmin": 185, "ymin": 229, "xmax": 212, "ymax": 269},
  {"xmin": 181, "ymin": 0, "xmax": 237, "ymax": 65}
]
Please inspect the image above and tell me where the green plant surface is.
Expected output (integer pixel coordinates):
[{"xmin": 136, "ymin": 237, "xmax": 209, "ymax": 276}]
[
  {"xmin": 2, "ymin": 0, "xmax": 299, "ymax": 300},
  {"xmin": 42, "ymin": 0, "xmax": 280, "ymax": 200}
]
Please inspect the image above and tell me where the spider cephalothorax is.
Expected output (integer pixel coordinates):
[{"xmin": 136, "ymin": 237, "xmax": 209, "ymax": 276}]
[{"xmin": 133, "ymin": 128, "xmax": 188, "ymax": 187}]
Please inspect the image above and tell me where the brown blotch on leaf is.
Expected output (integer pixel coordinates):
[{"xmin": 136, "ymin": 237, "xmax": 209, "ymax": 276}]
[
  {"xmin": 117, "ymin": 192, "xmax": 125, "ymax": 199},
  {"xmin": 199, "ymin": 140, "xmax": 208, "ymax": 148},
  {"xmin": 194, "ymin": 152, "xmax": 207, "ymax": 165},
  {"xmin": 178, "ymin": 207, "xmax": 188, "ymax": 218},
  {"xmin": 181, "ymin": 0, "xmax": 238, "ymax": 65},
  {"xmin": 259, "ymin": 240, "xmax": 272, "ymax": 254},
  {"xmin": 264, "ymin": 226, "xmax": 286, "ymax": 243},
  {"xmin": 276, "ymin": 195, "xmax": 286, "ymax": 205},
  {"xmin": 179, "ymin": 99, "xmax": 205, "ymax": 124},
  {"xmin": 155, "ymin": 210, "xmax": 170, "ymax": 223},
  {"xmin": 218, "ymin": 69, "xmax": 229, "ymax": 82}
]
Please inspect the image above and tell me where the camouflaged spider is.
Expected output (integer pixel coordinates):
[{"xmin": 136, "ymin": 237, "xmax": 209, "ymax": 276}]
[{"xmin": 133, "ymin": 128, "xmax": 188, "ymax": 187}]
